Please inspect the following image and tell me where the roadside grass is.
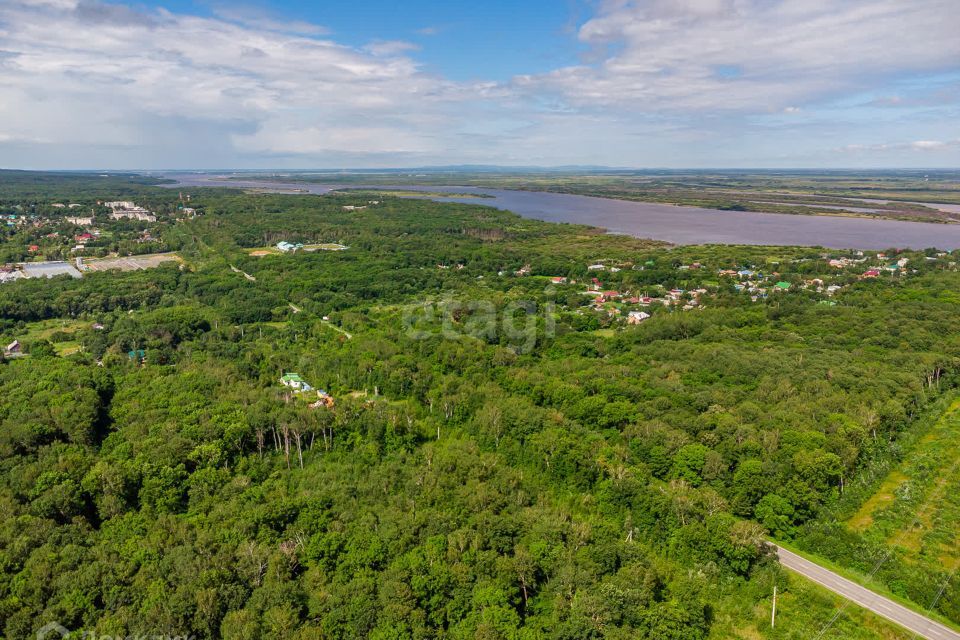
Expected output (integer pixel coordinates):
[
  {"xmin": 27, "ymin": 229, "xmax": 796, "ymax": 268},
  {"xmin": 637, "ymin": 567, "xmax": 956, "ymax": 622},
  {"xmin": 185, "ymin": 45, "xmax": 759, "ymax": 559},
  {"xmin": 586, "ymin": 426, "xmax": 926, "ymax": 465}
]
[
  {"xmin": 789, "ymin": 392, "xmax": 960, "ymax": 629},
  {"xmin": 709, "ymin": 565, "xmax": 913, "ymax": 640},
  {"xmin": 848, "ymin": 398, "xmax": 960, "ymax": 571},
  {"xmin": 772, "ymin": 538, "xmax": 960, "ymax": 633},
  {"xmin": 767, "ymin": 577, "xmax": 912, "ymax": 639},
  {"xmin": 847, "ymin": 470, "xmax": 908, "ymax": 531}
]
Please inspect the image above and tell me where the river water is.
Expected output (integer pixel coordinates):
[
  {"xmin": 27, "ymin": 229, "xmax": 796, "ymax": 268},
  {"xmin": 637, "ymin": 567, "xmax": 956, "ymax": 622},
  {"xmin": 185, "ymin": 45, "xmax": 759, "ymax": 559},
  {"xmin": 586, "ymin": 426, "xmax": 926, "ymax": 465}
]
[{"xmin": 162, "ymin": 174, "xmax": 960, "ymax": 250}]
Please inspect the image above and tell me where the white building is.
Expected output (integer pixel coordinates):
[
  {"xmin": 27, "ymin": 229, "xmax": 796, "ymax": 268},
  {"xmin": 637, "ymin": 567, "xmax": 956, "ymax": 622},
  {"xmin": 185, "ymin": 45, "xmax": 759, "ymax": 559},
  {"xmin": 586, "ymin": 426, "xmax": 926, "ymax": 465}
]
[{"xmin": 105, "ymin": 201, "xmax": 156, "ymax": 222}]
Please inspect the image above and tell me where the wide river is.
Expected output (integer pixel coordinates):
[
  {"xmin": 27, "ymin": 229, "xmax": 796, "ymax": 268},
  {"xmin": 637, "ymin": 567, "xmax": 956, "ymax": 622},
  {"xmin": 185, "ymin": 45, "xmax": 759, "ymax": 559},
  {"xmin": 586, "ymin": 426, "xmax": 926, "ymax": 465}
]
[{"xmin": 162, "ymin": 174, "xmax": 960, "ymax": 250}]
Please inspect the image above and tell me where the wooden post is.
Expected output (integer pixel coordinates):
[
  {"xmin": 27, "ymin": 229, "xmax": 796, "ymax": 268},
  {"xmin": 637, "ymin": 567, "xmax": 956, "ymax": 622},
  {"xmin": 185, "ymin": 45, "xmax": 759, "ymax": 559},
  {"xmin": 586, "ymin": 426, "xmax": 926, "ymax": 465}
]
[{"xmin": 771, "ymin": 585, "xmax": 777, "ymax": 629}]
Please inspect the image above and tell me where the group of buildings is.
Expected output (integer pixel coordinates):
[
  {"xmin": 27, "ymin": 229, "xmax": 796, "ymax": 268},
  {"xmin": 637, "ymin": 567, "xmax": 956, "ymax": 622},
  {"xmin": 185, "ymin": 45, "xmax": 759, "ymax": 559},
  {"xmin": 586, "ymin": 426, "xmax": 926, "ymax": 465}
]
[
  {"xmin": 276, "ymin": 241, "xmax": 305, "ymax": 253},
  {"xmin": 104, "ymin": 201, "xmax": 156, "ymax": 222},
  {"xmin": 280, "ymin": 373, "xmax": 335, "ymax": 408}
]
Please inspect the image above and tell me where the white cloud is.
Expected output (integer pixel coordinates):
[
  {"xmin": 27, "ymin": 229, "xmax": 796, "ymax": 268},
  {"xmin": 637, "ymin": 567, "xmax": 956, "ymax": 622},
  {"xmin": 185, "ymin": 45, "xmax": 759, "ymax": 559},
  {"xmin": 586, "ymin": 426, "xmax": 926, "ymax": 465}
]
[
  {"xmin": 0, "ymin": 0, "xmax": 957, "ymax": 168},
  {"xmin": 838, "ymin": 139, "xmax": 959, "ymax": 153},
  {"xmin": 364, "ymin": 40, "xmax": 421, "ymax": 57},
  {"xmin": 211, "ymin": 4, "xmax": 330, "ymax": 36},
  {"xmin": 0, "ymin": 0, "xmax": 485, "ymax": 166},
  {"xmin": 518, "ymin": 0, "xmax": 960, "ymax": 112},
  {"xmin": 911, "ymin": 140, "xmax": 948, "ymax": 150}
]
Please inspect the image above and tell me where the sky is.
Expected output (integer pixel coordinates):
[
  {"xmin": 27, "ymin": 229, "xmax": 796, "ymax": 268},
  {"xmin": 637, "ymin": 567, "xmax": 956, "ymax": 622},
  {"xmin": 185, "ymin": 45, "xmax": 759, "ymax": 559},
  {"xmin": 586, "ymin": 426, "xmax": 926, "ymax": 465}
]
[{"xmin": 0, "ymin": 0, "xmax": 958, "ymax": 170}]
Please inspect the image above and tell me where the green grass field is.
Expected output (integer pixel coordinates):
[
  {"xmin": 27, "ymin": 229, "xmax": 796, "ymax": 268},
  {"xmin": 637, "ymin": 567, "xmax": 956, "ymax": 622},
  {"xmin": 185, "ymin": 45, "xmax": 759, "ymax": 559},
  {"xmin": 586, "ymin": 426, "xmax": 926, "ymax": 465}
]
[{"xmin": 848, "ymin": 399, "xmax": 960, "ymax": 572}]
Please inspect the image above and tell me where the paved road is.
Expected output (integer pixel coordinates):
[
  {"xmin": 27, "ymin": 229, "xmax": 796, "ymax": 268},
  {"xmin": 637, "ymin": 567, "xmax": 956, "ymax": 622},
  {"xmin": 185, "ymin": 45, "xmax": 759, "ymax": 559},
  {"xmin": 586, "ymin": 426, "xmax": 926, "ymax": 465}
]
[{"xmin": 774, "ymin": 545, "xmax": 960, "ymax": 640}]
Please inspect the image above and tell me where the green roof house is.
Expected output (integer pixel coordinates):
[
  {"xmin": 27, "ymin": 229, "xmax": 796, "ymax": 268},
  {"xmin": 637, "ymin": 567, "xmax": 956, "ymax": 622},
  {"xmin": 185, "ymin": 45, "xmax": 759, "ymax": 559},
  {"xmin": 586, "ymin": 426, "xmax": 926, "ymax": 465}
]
[
  {"xmin": 281, "ymin": 372, "xmax": 313, "ymax": 392},
  {"xmin": 774, "ymin": 281, "xmax": 791, "ymax": 290}
]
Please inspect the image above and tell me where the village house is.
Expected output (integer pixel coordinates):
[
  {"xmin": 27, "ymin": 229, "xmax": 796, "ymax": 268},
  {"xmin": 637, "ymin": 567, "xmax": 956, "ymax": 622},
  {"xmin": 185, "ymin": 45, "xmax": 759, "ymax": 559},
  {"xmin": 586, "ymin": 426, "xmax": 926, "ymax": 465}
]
[
  {"xmin": 627, "ymin": 311, "xmax": 651, "ymax": 325},
  {"xmin": 66, "ymin": 216, "xmax": 94, "ymax": 226},
  {"xmin": 828, "ymin": 256, "xmax": 867, "ymax": 268},
  {"xmin": 5, "ymin": 340, "xmax": 21, "ymax": 355},
  {"xmin": 281, "ymin": 372, "xmax": 313, "ymax": 392},
  {"xmin": 550, "ymin": 276, "xmax": 568, "ymax": 284}
]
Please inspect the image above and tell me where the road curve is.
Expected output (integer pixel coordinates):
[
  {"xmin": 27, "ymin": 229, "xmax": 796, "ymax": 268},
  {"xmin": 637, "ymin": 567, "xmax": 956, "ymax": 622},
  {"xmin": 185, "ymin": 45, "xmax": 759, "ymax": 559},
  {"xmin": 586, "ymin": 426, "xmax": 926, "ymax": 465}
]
[{"xmin": 774, "ymin": 545, "xmax": 960, "ymax": 640}]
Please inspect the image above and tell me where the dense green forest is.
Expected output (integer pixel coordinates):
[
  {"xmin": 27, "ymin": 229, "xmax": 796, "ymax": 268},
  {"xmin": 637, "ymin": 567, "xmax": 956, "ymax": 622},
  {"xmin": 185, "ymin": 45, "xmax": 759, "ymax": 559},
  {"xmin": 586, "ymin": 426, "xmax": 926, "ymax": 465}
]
[{"xmin": 1, "ymin": 172, "xmax": 958, "ymax": 639}]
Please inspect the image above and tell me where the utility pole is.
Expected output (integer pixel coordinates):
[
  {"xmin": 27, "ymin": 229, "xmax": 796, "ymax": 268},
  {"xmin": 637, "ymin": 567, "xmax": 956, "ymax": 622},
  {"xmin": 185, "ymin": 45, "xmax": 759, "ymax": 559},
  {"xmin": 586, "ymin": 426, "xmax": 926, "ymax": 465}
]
[{"xmin": 771, "ymin": 585, "xmax": 777, "ymax": 629}]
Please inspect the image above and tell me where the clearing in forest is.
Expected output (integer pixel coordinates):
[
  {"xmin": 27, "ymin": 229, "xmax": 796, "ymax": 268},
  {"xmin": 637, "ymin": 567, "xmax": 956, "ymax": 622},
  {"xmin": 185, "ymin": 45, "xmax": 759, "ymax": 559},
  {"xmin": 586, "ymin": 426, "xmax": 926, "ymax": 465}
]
[
  {"xmin": 82, "ymin": 253, "xmax": 180, "ymax": 272},
  {"xmin": 846, "ymin": 398, "xmax": 960, "ymax": 571}
]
